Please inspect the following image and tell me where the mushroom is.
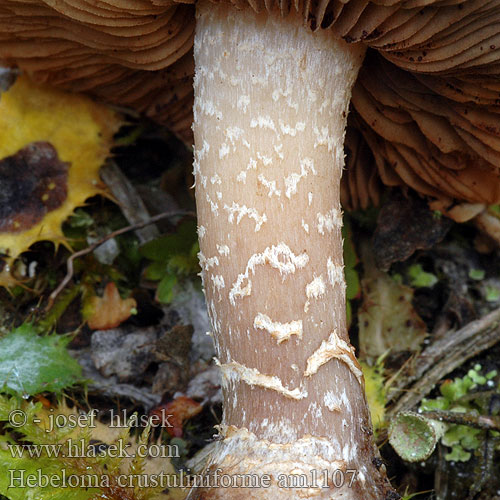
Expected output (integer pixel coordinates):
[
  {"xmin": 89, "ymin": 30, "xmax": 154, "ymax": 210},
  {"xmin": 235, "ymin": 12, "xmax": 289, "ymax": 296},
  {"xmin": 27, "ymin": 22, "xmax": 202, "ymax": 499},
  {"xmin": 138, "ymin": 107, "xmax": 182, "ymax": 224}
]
[
  {"xmin": 0, "ymin": 1, "xmax": 195, "ymax": 142},
  {"xmin": 2, "ymin": 1, "xmax": 500, "ymax": 499}
]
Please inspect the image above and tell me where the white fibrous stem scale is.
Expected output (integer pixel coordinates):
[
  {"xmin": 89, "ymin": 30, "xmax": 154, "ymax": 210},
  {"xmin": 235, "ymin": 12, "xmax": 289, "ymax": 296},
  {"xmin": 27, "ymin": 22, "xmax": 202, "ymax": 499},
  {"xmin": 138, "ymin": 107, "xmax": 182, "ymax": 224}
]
[{"xmin": 190, "ymin": 2, "xmax": 394, "ymax": 498}]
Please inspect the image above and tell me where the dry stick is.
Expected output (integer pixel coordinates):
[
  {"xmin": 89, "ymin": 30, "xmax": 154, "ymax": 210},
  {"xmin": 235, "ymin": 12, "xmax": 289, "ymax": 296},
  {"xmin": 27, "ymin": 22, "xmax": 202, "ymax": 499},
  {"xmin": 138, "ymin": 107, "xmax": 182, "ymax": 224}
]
[
  {"xmin": 389, "ymin": 307, "xmax": 500, "ymax": 405},
  {"xmin": 420, "ymin": 410, "xmax": 500, "ymax": 431},
  {"xmin": 388, "ymin": 311, "xmax": 500, "ymax": 416},
  {"xmin": 413, "ymin": 307, "xmax": 500, "ymax": 382},
  {"xmin": 46, "ymin": 210, "xmax": 195, "ymax": 311},
  {"xmin": 100, "ymin": 162, "xmax": 161, "ymax": 244}
]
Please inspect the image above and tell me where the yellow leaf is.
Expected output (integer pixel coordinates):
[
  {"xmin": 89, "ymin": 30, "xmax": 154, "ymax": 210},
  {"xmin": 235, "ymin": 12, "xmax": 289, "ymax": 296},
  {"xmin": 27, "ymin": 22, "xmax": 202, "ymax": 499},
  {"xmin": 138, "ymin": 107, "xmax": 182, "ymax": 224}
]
[{"xmin": 0, "ymin": 74, "xmax": 121, "ymax": 287}]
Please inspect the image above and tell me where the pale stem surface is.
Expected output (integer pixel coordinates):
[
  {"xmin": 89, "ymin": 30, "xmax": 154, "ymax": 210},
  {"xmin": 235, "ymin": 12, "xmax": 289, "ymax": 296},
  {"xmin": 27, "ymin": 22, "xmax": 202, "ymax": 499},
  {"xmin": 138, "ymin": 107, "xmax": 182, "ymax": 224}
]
[{"xmin": 192, "ymin": 3, "xmax": 391, "ymax": 498}]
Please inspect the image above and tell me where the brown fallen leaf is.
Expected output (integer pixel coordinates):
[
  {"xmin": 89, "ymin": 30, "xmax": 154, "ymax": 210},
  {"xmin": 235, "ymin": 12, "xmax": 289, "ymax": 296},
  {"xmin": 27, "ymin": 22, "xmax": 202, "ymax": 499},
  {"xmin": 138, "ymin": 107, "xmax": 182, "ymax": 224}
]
[
  {"xmin": 151, "ymin": 396, "xmax": 202, "ymax": 438},
  {"xmin": 87, "ymin": 282, "xmax": 137, "ymax": 330}
]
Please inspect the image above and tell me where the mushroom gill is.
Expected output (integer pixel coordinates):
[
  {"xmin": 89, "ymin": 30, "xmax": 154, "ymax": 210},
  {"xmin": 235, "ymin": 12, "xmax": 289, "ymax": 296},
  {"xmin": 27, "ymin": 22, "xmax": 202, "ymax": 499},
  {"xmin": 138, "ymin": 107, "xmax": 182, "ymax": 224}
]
[
  {"xmin": 346, "ymin": 0, "xmax": 500, "ymax": 219},
  {"xmin": 2, "ymin": 0, "xmax": 499, "ymax": 215},
  {"xmin": 0, "ymin": 0, "xmax": 195, "ymax": 141}
]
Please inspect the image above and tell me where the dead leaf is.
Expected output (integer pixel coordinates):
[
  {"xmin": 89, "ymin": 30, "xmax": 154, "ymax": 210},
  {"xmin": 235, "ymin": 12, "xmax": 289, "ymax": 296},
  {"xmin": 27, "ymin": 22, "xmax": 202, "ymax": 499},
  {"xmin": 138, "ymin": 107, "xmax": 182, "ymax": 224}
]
[
  {"xmin": 90, "ymin": 325, "xmax": 157, "ymax": 382},
  {"xmin": 359, "ymin": 250, "xmax": 428, "ymax": 359},
  {"xmin": 87, "ymin": 282, "xmax": 137, "ymax": 330},
  {"xmin": 151, "ymin": 396, "xmax": 202, "ymax": 438},
  {"xmin": 155, "ymin": 325, "xmax": 193, "ymax": 365}
]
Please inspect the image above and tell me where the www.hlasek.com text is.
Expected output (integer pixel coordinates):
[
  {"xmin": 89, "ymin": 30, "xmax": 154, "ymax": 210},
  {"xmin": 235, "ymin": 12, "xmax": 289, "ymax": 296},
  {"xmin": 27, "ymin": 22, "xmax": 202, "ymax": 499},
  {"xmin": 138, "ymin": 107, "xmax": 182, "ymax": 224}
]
[{"xmin": 8, "ymin": 438, "xmax": 179, "ymax": 460}]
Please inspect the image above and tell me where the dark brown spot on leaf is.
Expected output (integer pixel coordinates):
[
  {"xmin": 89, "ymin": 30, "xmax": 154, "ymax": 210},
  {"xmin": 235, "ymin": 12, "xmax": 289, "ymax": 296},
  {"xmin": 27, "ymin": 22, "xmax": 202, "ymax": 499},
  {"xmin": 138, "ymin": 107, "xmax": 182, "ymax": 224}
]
[{"xmin": 0, "ymin": 142, "xmax": 69, "ymax": 233}]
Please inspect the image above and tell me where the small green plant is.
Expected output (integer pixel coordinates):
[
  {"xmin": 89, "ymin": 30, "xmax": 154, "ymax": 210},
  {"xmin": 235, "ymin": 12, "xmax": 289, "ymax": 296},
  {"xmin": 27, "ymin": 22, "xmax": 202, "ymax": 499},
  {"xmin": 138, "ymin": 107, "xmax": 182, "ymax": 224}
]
[
  {"xmin": 140, "ymin": 219, "xmax": 200, "ymax": 303},
  {"xmin": 407, "ymin": 264, "xmax": 438, "ymax": 288},
  {"xmin": 468, "ymin": 269, "xmax": 485, "ymax": 281},
  {"xmin": 401, "ymin": 488, "xmax": 432, "ymax": 500},
  {"xmin": 420, "ymin": 364, "xmax": 498, "ymax": 462},
  {"xmin": 0, "ymin": 395, "xmax": 176, "ymax": 500},
  {"xmin": 485, "ymin": 285, "xmax": 500, "ymax": 302},
  {"xmin": 390, "ymin": 365, "xmax": 499, "ymax": 465}
]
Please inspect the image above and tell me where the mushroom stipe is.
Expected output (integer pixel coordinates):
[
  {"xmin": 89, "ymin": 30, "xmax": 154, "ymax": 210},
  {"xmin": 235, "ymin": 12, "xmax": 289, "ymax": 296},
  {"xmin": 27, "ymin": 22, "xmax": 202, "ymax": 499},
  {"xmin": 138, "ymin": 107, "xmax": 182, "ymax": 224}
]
[{"xmin": 2, "ymin": 0, "xmax": 500, "ymax": 498}]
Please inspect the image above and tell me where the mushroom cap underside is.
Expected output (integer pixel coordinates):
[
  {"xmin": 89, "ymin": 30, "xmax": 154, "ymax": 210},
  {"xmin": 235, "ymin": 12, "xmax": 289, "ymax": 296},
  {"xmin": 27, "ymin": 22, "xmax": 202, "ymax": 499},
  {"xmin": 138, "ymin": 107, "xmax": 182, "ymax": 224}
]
[{"xmin": 1, "ymin": 0, "xmax": 500, "ymax": 213}]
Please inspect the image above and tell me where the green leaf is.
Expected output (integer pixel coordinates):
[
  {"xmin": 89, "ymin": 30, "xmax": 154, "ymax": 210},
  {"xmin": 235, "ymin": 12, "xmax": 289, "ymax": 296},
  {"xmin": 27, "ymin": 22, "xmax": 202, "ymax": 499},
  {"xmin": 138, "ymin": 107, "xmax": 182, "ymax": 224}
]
[
  {"xmin": 444, "ymin": 445, "xmax": 471, "ymax": 462},
  {"xmin": 408, "ymin": 264, "xmax": 438, "ymax": 288},
  {"xmin": 342, "ymin": 221, "xmax": 358, "ymax": 269},
  {"xmin": 168, "ymin": 254, "xmax": 199, "ymax": 276},
  {"xmin": 460, "ymin": 427, "xmax": 481, "ymax": 450},
  {"xmin": 140, "ymin": 220, "xmax": 198, "ymax": 262},
  {"xmin": 467, "ymin": 368, "xmax": 486, "ymax": 385},
  {"xmin": 0, "ymin": 325, "xmax": 83, "ymax": 398},
  {"xmin": 345, "ymin": 267, "xmax": 359, "ymax": 301},
  {"xmin": 468, "ymin": 269, "xmax": 485, "ymax": 280},
  {"xmin": 140, "ymin": 233, "xmax": 186, "ymax": 262},
  {"xmin": 156, "ymin": 274, "xmax": 177, "ymax": 304},
  {"xmin": 440, "ymin": 377, "xmax": 474, "ymax": 402},
  {"xmin": 485, "ymin": 285, "xmax": 500, "ymax": 302},
  {"xmin": 342, "ymin": 218, "xmax": 360, "ymax": 326},
  {"xmin": 66, "ymin": 209, "xmax": 94, "ymax": 229},
  {"xmin": 442, "ymin": 424, "xmax": 467, "ymax": 447},
  {"xmin": 140, "ymin": 220, "xmax": 201, "ymax": 305},
  {"xmin": 62, "ymin": 209, "xmax": 95, "ymax": 244},
  {"xmin": 441, "ymin": 423, "xmax": 481, "ymax": 452},
  {"xmin": 420, "ymin": 397, "xmax": 449, "ymax": 412},
  {"xmin": 419, "ymin": 365, "xmax": 497, "ymax": 463},
  {"xmin": 144, "ymin": 261, "xmax": 166, "ymax": 281}
]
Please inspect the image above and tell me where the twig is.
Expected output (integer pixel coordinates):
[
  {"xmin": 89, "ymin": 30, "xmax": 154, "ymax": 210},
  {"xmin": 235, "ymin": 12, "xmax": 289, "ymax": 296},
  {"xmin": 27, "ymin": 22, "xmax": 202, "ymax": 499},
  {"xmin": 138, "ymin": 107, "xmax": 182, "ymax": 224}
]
[
  {"xmin": 100, "ymin": 162, "xmax": 162, "ymax": 244},
  {"xmin": 420, "ymin": 410, "xmax": 500, "ymax": 431},
  {"xmin": 413, "ymin": 307, "xmax": 500, "ymax": 383},
  {"xmin": 389, "ymin": 307, "xmax": 500, "ymax": 404},
  {"xmin": 388, "ymin": 307, "xmax": 500, "ymax": 416},
  {"xmin": 46, "ymin": 210, "xmax": 195, "ymax": 311}
]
